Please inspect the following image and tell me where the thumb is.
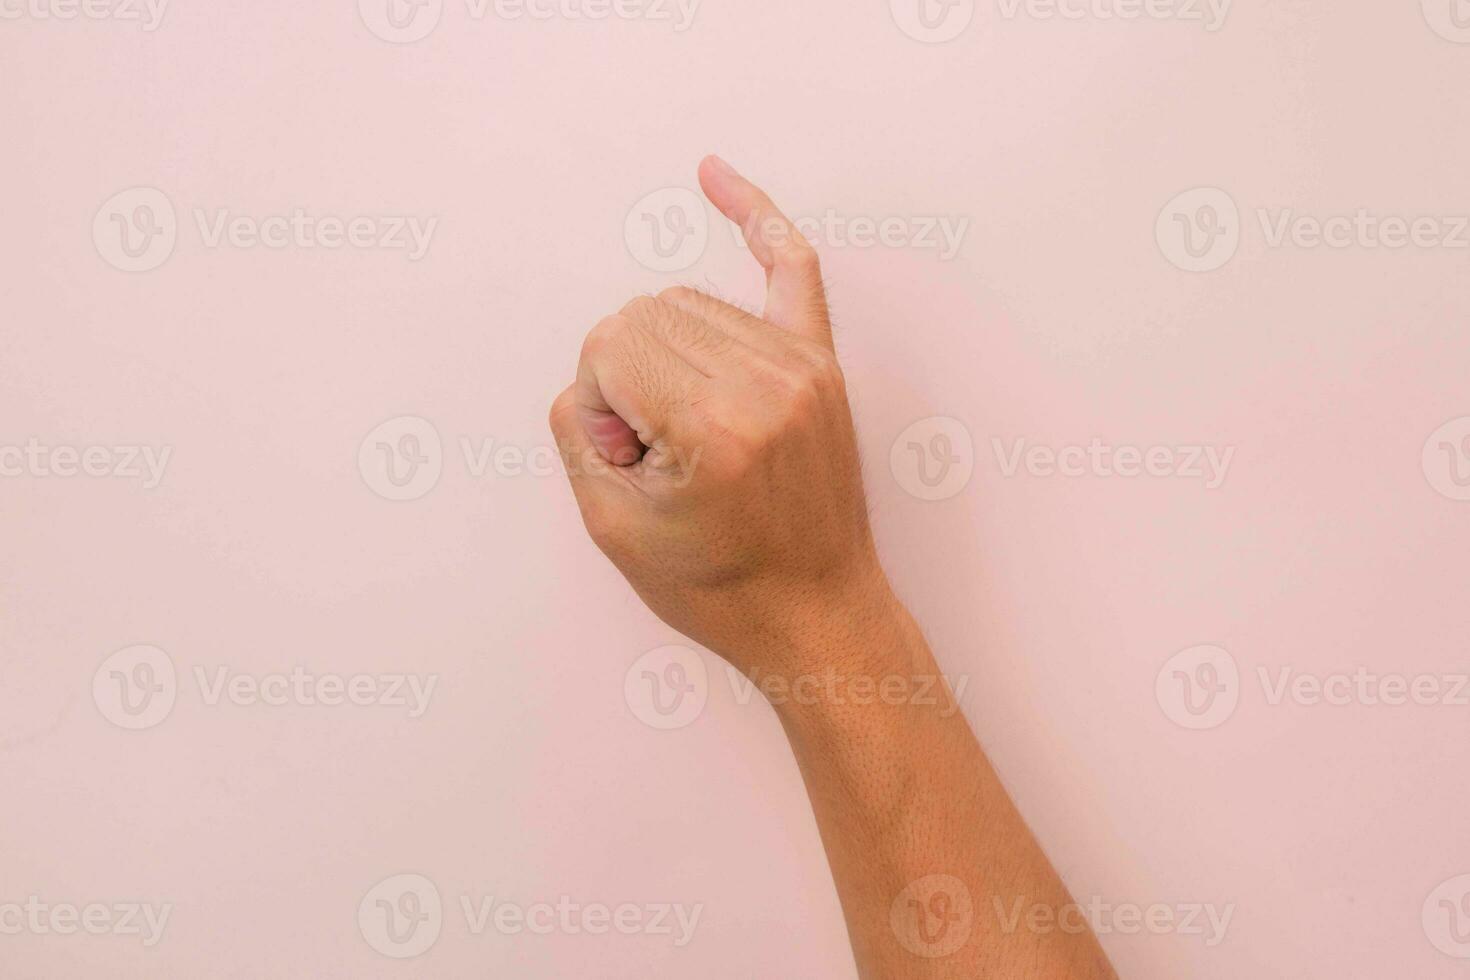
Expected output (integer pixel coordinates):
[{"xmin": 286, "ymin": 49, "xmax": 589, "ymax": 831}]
[{"xmin": 697, "ymin": 155, "xmax": 832, "ymax": 348}]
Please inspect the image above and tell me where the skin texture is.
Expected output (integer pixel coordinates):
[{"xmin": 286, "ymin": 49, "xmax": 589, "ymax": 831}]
[{"xmin": 550, "ymin": 156, "xmax": 1118, "ymax": 979}]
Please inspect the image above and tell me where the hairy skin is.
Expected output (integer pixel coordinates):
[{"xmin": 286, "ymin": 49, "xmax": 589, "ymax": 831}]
[{"xmin": 550, "ymin": 155, "xmax": 1117, "ymax": 979}]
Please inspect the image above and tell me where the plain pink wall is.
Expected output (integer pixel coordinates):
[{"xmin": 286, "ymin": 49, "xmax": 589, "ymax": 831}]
[{"xmin": 3, "ymin": 0, "xmax": 1469, "ymax": 976}]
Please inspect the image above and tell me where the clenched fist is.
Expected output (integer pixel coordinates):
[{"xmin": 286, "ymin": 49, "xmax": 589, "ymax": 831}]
[
  {"xmin": 549, "ymin": 156, "xmax": 897, "ymax": 678},
  {"xmin": 551, "ymin": 158, "xmax": 1115, "ymax": 980}
]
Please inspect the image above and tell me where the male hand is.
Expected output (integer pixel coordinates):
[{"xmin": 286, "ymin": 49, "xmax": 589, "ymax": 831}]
[{"xmin": 549, "ymin": 156, "xmax": 896, "ymax": 677}]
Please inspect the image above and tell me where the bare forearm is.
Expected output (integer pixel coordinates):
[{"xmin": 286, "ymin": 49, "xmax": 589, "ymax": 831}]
[
  {"xmin": 552, "ymin": 158, "xmax": 1114, "ymax": 978},
  {"xmin": 767, "ymin": 590, "xmax": 1117, "ymax": 979}
]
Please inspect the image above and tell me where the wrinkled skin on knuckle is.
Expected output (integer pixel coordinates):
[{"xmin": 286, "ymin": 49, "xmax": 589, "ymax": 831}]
[
  {"xmin": 579, "ymin": 314, "xmax": 628, "ymax": 365},
  {"xmin": 656, "ymin": 285, "xmax": 701, "ymax": 307},
  {"xmin": 547, "ymin": 387, "xmax": 576, "ymax": 437}
]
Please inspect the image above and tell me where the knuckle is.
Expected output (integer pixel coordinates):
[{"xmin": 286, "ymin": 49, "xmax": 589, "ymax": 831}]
[
  {"xmin": 656, "ymin": 285, "xmax": 703, "ymax": 307},
  {"xmin": 581, "ymin": 314, "xmax": 628, "ymax": 360},
  {"xmin": 784, "ymin": 242, "xmax": 822, "ymax": 277},
  {"xmin": 618, "ymin": 294, "xmax": 660, "ymax": 323},
  {"xmin": 547, "ymin": 389, "xmax": 576, "ymax": 435}
]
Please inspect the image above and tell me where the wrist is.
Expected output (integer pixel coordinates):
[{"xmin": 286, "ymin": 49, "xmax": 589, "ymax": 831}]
[{"xmin": 741, "ymin": 577, "xmax": 952, "ymax": 730}]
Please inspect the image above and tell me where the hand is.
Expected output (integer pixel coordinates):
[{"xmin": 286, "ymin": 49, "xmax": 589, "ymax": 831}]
[{"xmin": 549, "ymin": 156, "xmax": 897, "ymax": 677}]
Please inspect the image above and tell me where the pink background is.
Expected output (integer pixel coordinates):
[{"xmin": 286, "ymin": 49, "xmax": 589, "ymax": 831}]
[{"xmin": 4, "ymin": 0, "xmax": 1469, "ymax": 976}]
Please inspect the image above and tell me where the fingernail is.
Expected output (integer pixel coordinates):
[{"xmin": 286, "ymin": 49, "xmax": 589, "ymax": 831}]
[{"xmin": 707, "ymin": 154, "xmax": 738, "ymax": 177}]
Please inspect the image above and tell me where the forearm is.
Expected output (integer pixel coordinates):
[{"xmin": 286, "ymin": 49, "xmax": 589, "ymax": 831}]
[
  {"xmin": 553, "ymin": 158, "xmax": 1113, "ymax": 977},
  {"xmin": 765, "ymin": 590, "xmax": 1117, "ymax": 979}
]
